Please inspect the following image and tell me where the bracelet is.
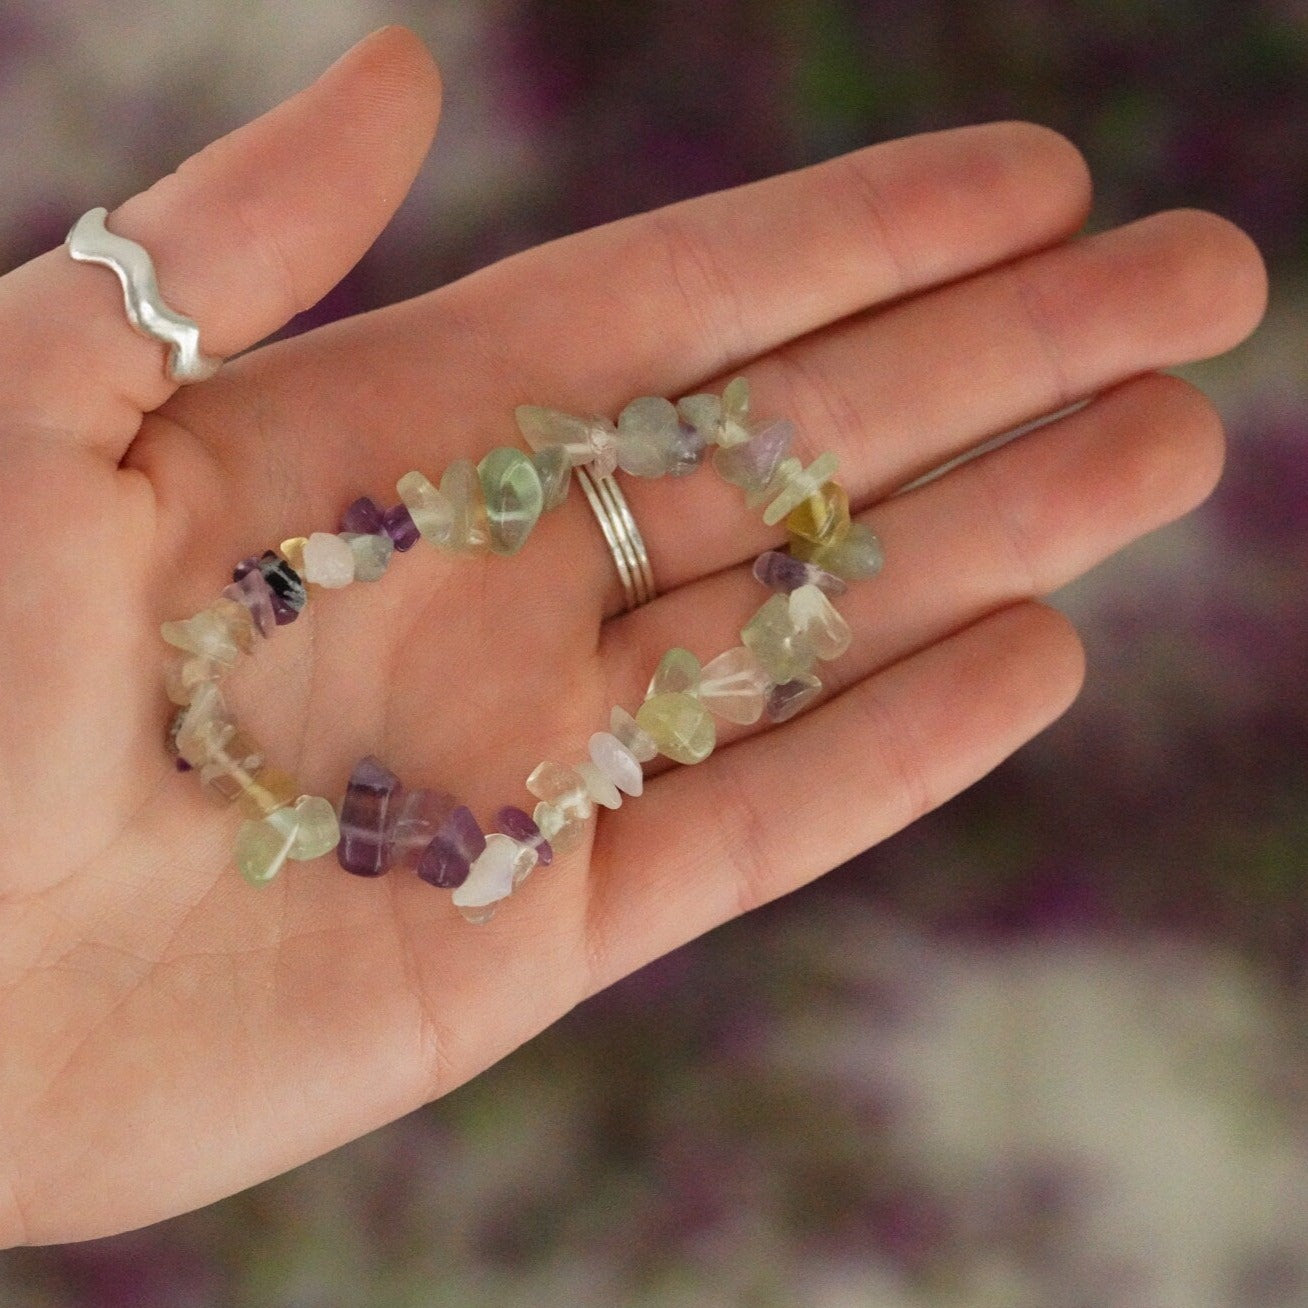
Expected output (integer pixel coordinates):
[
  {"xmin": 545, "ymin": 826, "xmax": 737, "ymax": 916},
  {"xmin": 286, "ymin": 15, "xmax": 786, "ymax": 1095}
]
[{"xmin": 162, "ymin": 376, "xmax": 883, "ymax": 923}]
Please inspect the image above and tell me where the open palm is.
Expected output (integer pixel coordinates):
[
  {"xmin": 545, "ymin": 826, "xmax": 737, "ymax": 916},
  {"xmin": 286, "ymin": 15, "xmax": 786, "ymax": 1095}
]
[{"xmin": 0, "ymin": 28, "xmax": 1266, "ymax": 1246}]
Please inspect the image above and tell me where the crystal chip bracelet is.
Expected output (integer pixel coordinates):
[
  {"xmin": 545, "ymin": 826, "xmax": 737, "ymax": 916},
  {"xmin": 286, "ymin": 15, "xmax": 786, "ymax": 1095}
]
[{"xmin": 163, "ymin": 377, "xmax": 884, "ymax": 923}]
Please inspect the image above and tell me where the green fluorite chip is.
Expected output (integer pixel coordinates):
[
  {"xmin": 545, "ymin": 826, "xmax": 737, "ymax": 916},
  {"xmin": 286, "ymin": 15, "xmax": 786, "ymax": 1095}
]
[
  {"xmin": 478, "ymin": 446, "xmax": 544, "ymax": 554},
  {"xmin": 647, "ymin": 646, "xmax": 701, "ymax": 697},
  {"xmin": 741, "ymin": 593, "xmax": 816, "ymax": 682},
  {"xmin": 636, "ymin": 692, "xmax": 715, "ymax": 765}
]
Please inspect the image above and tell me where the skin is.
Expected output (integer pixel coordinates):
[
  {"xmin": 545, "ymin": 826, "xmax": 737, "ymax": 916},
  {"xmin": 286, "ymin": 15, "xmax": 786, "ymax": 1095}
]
[{"xmin": 0, "ymin": 27, "xmax": 1267, "ymax": 1246}]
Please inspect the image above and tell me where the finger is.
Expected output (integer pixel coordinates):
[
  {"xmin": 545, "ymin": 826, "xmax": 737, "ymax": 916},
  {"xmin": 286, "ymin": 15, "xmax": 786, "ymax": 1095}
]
[
  {"xmin": 231, "ymin": 121, "xmax": 1090, "ymax": 483},
  {"xmin": 601, "ymin": 371, "xmax": 1223, "ymax": 767},
  {"xmin": 582, "ymin": 601, "xmax": 1085, "ymax": 988},
  {"xmin": 0, "ymin": 25, "xmax": 440, "ymax": 458},
  {"xmin": 444, "ymin": 120, "xmax": 1092, "ymax": 402},
  {"xmin": 601, "ymin": 207, "xmax": 1266, "ymax": 602}
]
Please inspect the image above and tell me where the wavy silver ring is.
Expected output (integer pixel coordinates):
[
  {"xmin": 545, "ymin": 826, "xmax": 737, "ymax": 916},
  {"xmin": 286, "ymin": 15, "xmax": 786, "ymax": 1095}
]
[{"xmin": 66, "ymin": 207, "xmax": 221, "ymax": 384}]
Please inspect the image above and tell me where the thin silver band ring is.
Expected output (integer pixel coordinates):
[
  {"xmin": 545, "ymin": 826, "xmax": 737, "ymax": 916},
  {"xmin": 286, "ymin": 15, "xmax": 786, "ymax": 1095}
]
[{"xmin": 575, "ymin": 467, "xmax": 657, "ymax": 611}]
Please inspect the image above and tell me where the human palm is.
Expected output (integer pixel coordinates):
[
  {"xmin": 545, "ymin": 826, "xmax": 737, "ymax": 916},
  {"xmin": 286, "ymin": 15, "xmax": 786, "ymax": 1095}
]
[{"xmin": 0, "ymin": 28, "xmax": 1266, "ymax": 1245}]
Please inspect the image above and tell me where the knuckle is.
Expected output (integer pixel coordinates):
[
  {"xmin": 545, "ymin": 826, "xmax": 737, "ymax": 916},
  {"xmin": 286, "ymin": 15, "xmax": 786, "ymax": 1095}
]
[
  {"xmin": 770, "ymin": 345, "xmax": 866, "ymax": 470},
  {"xmin": 648, "ymin": 208, "xmax": 750, "ymax": 370},
  {"xmin": 709, "ymin": 751, "xmax": 781, "ymax": 919},
  {"xmin": 851, "ymin": 685, "xmax": 936, "ymax": 828}
]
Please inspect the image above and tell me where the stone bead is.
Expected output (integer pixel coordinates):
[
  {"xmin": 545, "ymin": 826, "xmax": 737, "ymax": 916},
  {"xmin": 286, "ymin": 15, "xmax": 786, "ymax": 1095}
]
[
  {"xmin": 741, "ymin": 593, "xmax": 816, "ymax": 683},
  {"xmin": 237, "ymin": 795, "xmax": 340, "ymax": 884},
  {"xmin": 340, "ymin": 495, "xmax": 385, "ymax": 535},
  {"xmin": 666, "ymin": 423, "xmax": 707, "ymax": 476},
  {"xmin": 268, "ymin": 591, "xmax": 301, "ymax": 626},
  {"xmin": 440, "ymin": 459, "xmax": 491, "ymax": 553},
  {"xmin": 647, "ymin": 646, "xmax": 700, "ymax": 698},
  {"xmin": 234, "ymin": 765, "xmax": 299, "ymax": 820},
  {"xmin": 676, "ymin": 393, "xmax": 722, "ymax": 447},
  {"xmin": 747, "ymin": 455, "xmax": 802, "ymax": 510},
  {"xmin": 588, "ymin": 731, "xmax": 644, "ymax": 797},
  {"xmin": 678, "ymin": 376, "xmax": 750, "ymax": 448},
  {"xmin": 615, "ymin": 396, "xmax": 705, "ymax": 477},
  {"xmin": 609, "ymin": 705, "xmax": 659, "ymax": 763},
  {"xmin": 713, "ymin": 418, "xmax": 794, "ymax": 496},
  {"xmin": 451, "ymin": 833, "xmax": 535, "ymax": 910},
  {"xmin": 416, "ymin": 805, "xmax": 484, "ymax": 889},
  {"xmin": 160, "ymin": 599, "xmax": 253, "ymax": 666},
  {"xmin": 532, "ymin": 800, "xmax": 586, "ymax": 855},
  {"xmin": 213, "ymin": 597, "xmax": 256, "ymax": 649},
  {"xmin": 615, "ymin": 429, "xmax": 671, "ymax": 480},
  {"xmin": 508, "ymin": 844, "xmax": 539, "ymax": 887},
  {"xmin": 382, "ymin": 502, "xmax": 421, "ymax": 551},
  {"xmin": 786, "ymin": 481, "xmax": 849, "ymax": 551},
  {"xmin": 577, "ymin": 759, "xmax": 622, "ymax": 810},
  {"xmin": 196, "ymin": 729, "xmax": 265, "ymax": 801},
  {"xmin": 532, "ymin": 445, "xmax": 572, "ymax": 511},
  {"xmin": 235, "ymin": 815, "xmax": 297, "ymax": 886},
  {"xmin": 337, "ymin": 755, "xmax": 402, "ymax": 877},
  {"xmin": 525, "ymin": 761, "xmax": 595, "ymax": 823},
  {"xmin": 390, "ymin": 786, "xmax": 457, "ymax": 869},
  {"xmin": 221, "ymin": 569, "xmax": 278, "ymax": 638},
  {"xmin": 477, "ymin": 446, "xmax": 544, "ymax": 555},
  {"xmin": 616, "ymin": 396, "xmax": 679, "ymax": 477},
  {"xmin": 171, "ymin": 682, "xmax": 233, "ymax": 767},
  {"xmin": 766, "ymin": 673, "xmax": 823, "ymax": 723},
  {"xmin": 301, "ymin": 532, "xmax": 355, "ymax": 588},
  {"xmin": 699, "ymin": 645, "xmax": 770, "ymax": 725},
  {"xmin": 268, "ymin": 794, "xmax": 341, "ymax": 860},
  {"xmin": 636, "ymin": 692, "xmax": 715, "ymax": 765},
  {"xmin": 721, "ymin": 376, "xmax": 750, "ymax": 430},
  {"xmin": 515, "ymin": 405, "xmax": 596, "ymax": 464},
  {"xmin": 515, "ymin": 406, "xmax": 619, "ymax": 477},
  {"xmin": 494, "ymin": 805, "xmax": 553, "ymax": 866},
  {"xmin": 278, "ymin": 537, "xmax": 308, "ymax": 575},
  {"xmin": 791, "ymin": 520, "xmax": 885, "ymax": 581},
  {"xmin": 232, "ymin": 555, "xmax": 260, "ymax": 581},
  {"xmin": 164, "ymin": 655, "xmax": 224, "ymax": 706},
  {"xmin": 340, "ymin": 531, "xmax": 394, "ymax": 581},
  {"xmin": 256, "ymin": 550, "xmax": 307, "ymax": 617},
  {"xmin": 751, "ymin": 550, "xmax": 847, "ymax": 597},
  {"xmin": 788, "ymin": 583, "xmax": 852, "ymax": 661},
  {"xmin": 763, "ymin": 452, "xmax": 840, "ymax": 526},
  {"xmin": 397, "ymin": 470, "xmax": 455, "ymax": 547}
]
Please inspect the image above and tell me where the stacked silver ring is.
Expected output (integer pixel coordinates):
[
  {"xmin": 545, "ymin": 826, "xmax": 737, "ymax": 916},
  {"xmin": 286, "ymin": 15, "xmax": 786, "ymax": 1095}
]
[{"xmin": 575, "ymin": 467, "xmax": 657, "ymax": 611}]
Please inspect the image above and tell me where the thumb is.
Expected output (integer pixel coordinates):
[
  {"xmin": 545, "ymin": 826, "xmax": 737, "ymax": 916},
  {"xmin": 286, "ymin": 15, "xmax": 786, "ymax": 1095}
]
[{"xmin": 0, "ymin": 25, "xmax": 441, "ymax": 459}]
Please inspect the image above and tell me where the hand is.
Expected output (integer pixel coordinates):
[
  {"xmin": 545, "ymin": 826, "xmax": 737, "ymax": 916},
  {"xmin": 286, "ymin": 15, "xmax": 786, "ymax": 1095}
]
[{"xmin": 0, "ymin": 26, "xmax": 1266, "ymax": 1246}]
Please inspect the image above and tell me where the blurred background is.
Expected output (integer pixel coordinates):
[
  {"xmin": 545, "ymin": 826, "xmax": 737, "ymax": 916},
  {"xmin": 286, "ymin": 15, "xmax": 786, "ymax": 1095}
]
[{"xmin": 1, "ymin": 1, "xmax": 1305, "ymax": 1304}]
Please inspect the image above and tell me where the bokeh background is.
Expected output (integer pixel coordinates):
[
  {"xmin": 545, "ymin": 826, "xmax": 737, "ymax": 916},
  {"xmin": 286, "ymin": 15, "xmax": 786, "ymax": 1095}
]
[{"xmin": 1, "ymin": 2, "xmax": 1305, "ymax": 1304}]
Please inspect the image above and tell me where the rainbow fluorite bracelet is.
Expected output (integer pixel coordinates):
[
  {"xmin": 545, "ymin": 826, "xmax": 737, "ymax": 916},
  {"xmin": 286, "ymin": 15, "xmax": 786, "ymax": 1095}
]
[{"xmin": 163, "ymin": 377, "xmax": 883, "ymax": 923}]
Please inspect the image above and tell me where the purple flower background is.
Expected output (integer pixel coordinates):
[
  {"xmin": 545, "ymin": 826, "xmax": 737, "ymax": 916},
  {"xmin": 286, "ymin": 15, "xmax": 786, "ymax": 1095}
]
[{"xmin": 1, "ymin": 1, "xmax": 1305, "ymax": 1303}]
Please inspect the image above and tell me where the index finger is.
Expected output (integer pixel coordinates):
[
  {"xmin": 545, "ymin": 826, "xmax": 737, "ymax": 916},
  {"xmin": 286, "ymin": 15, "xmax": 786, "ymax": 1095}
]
[{"xmin": 427, "ymin": 119, "xmax": 1092, "ymax": 409}]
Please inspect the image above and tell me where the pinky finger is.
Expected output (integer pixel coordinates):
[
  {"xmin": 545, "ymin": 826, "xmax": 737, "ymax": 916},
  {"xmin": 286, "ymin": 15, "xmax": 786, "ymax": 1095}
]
[{"xmin": 581, "ymin": 601, "xmax": 1085, "ymax": 991}]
